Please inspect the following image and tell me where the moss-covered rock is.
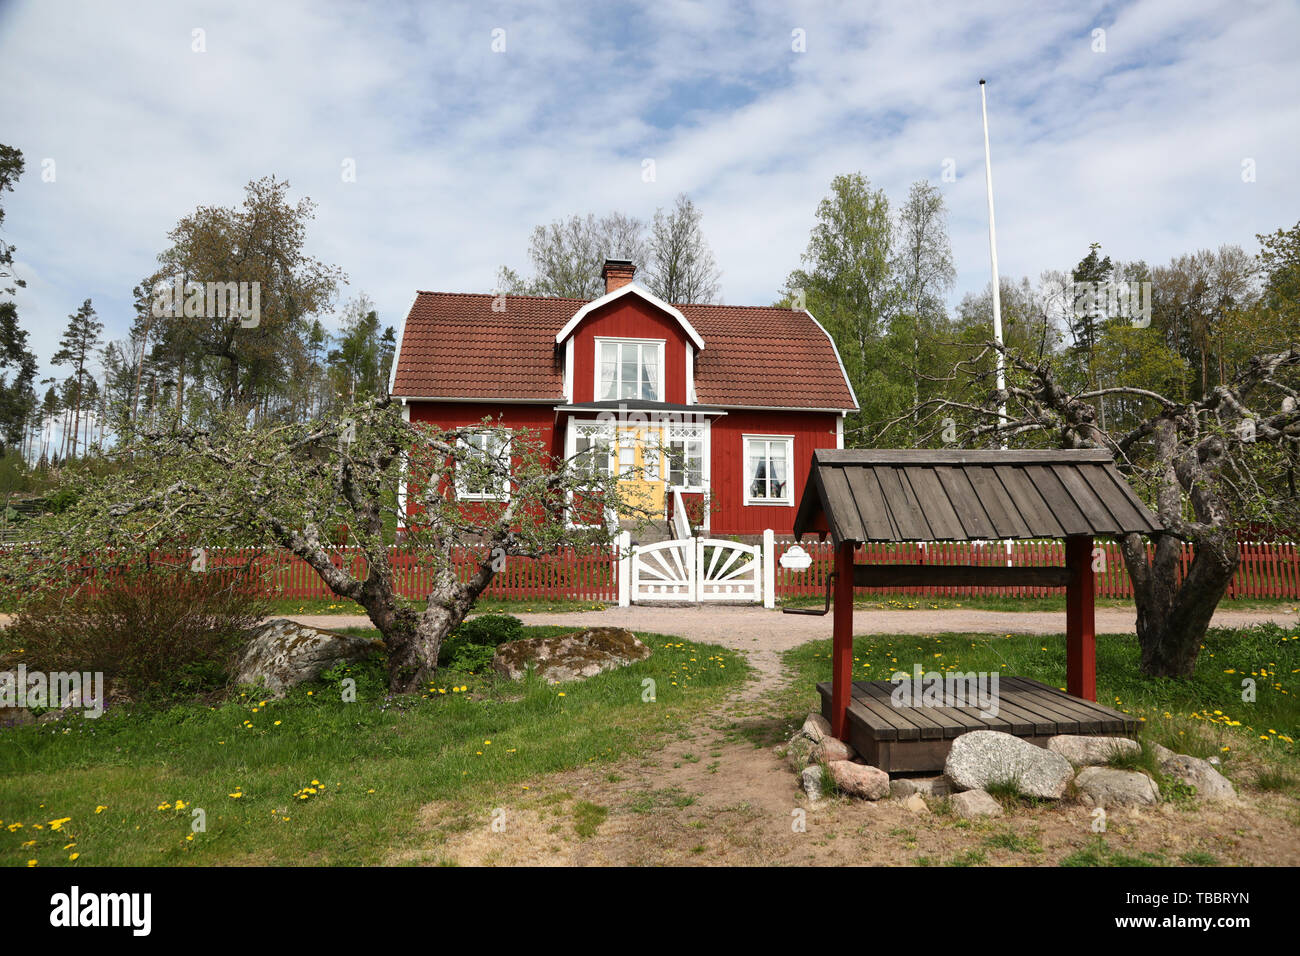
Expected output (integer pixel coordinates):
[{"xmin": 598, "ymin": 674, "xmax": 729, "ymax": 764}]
[
  {"xmin": 491, "ymin": 626, "xmax": 650, "ymax": 682},
  {"xmin": 234, "ymin": 619, "xmax": 384, "ymax": 697}
]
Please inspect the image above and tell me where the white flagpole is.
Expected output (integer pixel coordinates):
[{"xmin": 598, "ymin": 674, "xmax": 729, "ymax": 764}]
[
  {"xmin": 981, "ymin": 79, "xmax": 1013, "ymax": 567},
  {"xmin": 979, "ymin": 79, "xmax": 1007, "ymax": 444}
]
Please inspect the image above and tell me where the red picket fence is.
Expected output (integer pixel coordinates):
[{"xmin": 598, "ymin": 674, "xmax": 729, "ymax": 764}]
[
  {"xmin": 39, "ymin": 538, "xmax": 1300, "ymax": 604},
  {"xmin": 71, "ymin": 545, "xmax": 619, "ymax": 602},
  {"xmin": 770, "ymin": 539, "xmax": 1300, "ymax": 600}
]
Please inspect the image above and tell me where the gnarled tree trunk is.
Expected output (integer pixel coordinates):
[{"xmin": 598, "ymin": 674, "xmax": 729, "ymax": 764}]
[
  {"xmin": 379, "ymin": 559, "xmax": 496, "ymax": 693},
  {"xmin": 1120, "ymin": 529, "xmax": 1239, "ymax": 678},
  {"xmin": 1117, "ymin": 416, "xmax": 1241, "ymax": 677}
]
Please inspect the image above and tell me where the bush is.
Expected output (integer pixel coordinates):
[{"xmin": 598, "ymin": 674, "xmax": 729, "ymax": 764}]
[
  {"xmin": 446, "ymin": 643, "xmax": 498, "ymax": 674},
  {"xmin": 45, "ymin": 485, "xmax": 78, "ymax": 514},
  {"xmin": 319, "ymin": 655, "xmax": 388, "ymax": 701},
  {"xmin": 437, "ymin": 613, "xmax": 524, "ymax": 668},
  {"xmin": 6, "ymin": 567, "xmax": 269, "ymax": 703}
]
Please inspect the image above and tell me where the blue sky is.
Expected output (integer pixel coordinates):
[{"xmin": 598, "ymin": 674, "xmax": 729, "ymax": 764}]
[{"xmin": 1, "ymin": 0, "xmax": 1297, "ymax": 385}]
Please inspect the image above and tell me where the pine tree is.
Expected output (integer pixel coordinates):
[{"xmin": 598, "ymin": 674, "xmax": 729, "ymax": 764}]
[
  {"xmin": 50, "ymin": 299, "xmax": 104, "ymax": 460},
  {"xmin": 0, "ymin": 301, "xmax": 37, "ymax": 454}
]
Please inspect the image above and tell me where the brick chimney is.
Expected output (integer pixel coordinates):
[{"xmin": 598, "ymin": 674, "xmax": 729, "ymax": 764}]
[{"xmin": 601, "ymin": 258, "xmax": 636, "ymax": 294}]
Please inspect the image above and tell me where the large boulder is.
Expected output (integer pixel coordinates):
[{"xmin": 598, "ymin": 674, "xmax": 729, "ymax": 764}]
[
  {"xmin": 491, "ymin": 626, "xmax": 650, "ymax": 682},
  {"xmin": 1047, "ymin": 734, "xmax": 1141, "ymax": 767},
  {"xmin": 1075, "ymin": 766, "xmax": 1160, "ymax": 807},
  {"xmin": 234, "ymin": 619, "xmax": 384, "ymax": 697},
  {"xmin": 1151, "ymin": 745, "xmax": 1237, "ymax": 802},
  {"xmin": 828, "ymin": 760, "xmax": 890, "ymax": 800},
  {"xmin": 944, "ymin": 730, "xmax": 1074, "ymax": 800}
]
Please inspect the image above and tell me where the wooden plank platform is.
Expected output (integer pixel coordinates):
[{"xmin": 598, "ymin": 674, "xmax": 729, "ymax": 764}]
[{"xmin": 816, "ymin": 676, "xmax": 1138, "ymax": 773}]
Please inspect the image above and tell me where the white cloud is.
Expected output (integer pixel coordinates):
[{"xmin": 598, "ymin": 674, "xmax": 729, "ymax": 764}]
[{"xmin": 0, "ymin": 0, "xmax": 1296, "ymax": 386}]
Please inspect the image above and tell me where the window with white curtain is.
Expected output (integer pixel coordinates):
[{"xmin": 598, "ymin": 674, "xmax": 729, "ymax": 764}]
[
  {"xmin": 596, "ymin": 338, "xmax": 663, "ymax": 402},
  {"xmin": 743, "ymin": 435, "xmax": 793, "ymax": 505}
]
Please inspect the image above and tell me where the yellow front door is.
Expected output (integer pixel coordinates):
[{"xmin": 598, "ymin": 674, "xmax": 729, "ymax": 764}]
[{"xmin": 617, "ymin": 426, "xmax": 665, "ymax": 517}]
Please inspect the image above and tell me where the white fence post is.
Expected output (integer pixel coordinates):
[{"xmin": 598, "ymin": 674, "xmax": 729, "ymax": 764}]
[
  {"xmin": 617, "ymin": 531, "xmax": 632, "ymax": 607},
  {"xmin": 689, "ymin": 536, "xmax": 700, "ymax": 603},
  {"xmin": 762, "ymin": 528, "xmax": 775, "ymax": 608}
]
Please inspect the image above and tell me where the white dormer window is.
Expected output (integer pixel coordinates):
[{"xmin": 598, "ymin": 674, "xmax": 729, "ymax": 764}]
[{"xmin": 596, "ymin": 337, "xmax": 663, "ymax": 402}]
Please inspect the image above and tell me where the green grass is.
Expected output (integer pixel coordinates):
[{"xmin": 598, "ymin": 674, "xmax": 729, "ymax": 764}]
[
  {"xmin": 572, "ymin": 800, "xmax": 608, "ymax": 838},
  {"xmin": 0, "ymin": 626, "xmax": 745, "ymax": 867},
  {"xmin": 1061, "ymin": 837, "xmax": 1168, "ymax": 867},
  {"xmin": 781, "ymin": 622, "xmax": 1300, "ymax": 785},
  {"xmin": 1255, "ymin": 768, "xmax": 1298, "ymax": 792},
  {"xmin": 983, "ymin": 829, "xmax": 1044, "ymax": 854},
  {"xmin": 984, "ymin": 778, "xmax": 1027, "ymax": 808}
]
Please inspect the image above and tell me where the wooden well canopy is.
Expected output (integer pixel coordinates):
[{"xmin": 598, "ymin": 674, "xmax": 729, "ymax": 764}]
[
  {"xmin": 794, "ymin": 448, "xmax": 1161, "ymax": 545},
  {"xmin": 791, "ymin": 448, "xmax": 1163, "ymax": 743}
]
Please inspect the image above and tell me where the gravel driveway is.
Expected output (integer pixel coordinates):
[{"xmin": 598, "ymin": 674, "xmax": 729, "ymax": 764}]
[{"xmin": 288, "ymin": 603, "xmax": 1297, "ymax": 658}]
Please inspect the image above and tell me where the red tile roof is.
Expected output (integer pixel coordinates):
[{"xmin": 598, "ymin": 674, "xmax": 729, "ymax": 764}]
[{"xmin": 391, "ymin": 288, "xmax": 858, "ymax": 410}]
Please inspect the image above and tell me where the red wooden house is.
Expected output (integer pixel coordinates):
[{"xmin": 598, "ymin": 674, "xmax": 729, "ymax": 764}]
[{"xmin": 389, "ymin": 259, "xmax": 857, "ymax": 537}]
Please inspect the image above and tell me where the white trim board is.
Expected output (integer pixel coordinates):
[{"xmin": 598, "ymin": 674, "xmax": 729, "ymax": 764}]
[
  {"xmin": 554, "ymin": 282, "xmax": 706, "ymax": 351},
  {"xmin": 802, "ymin": 308, "xmax": 859, "ymax": 412}
]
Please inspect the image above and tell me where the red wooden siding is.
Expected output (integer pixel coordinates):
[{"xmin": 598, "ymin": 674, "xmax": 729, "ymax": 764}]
[
  {"xmin": 406, "ymin": 401, "xmax": 558, "ymax": 451},
  {"xmin": 708, "ymin": 409, "xmax": 839, "ymax": 535},
  {"xmin": 570, "ymin": 297, "xmax": 690, "ymax": 404},
  {"xmin": 404, "ymin": 400, "xmax": 560, "ymax": 525}
]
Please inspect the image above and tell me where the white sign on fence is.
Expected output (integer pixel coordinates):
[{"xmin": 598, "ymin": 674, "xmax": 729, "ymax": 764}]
[{"xmin": 779, "ymin": 544, "xmax": 812, "ymax": 571}]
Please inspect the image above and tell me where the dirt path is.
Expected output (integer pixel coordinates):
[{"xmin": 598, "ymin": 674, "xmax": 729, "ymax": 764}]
[
  {"xmin": 289, "ymin": 603, "xmax": 1298, "ymax": 650},
  {"xmin": 377, "ymin": 605, "xmax": 1300, "ymax": 867}
]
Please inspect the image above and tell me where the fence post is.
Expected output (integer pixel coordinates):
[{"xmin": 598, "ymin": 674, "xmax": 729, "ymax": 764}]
[
  {"xmin": 691, "ymin": 536, "xmax": 701, "ymax": 604},
  {"xmin": 762, "ymin": 528, "xmax": 775, "ymax": 608},
  {"xmin": 617, "ymin": 530, "xmax": 632, "ymax": 607}
]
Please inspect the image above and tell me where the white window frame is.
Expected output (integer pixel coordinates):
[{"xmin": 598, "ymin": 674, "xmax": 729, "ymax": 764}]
[
  {"xmin": 565, "ymin": 419, "xmax": 617, "ymax": 529},
  {"xmin": 665, "ymin": 422, "xmax": 707, "ymax": 492},
  {"xmin": 455, "ymin": 429, "xmax": 511, "ymax": 501},
  {"xmin": 570, "ymin": 420, "xmax": 616, "ymax": 478},
  {"xmin": 742, "ymin": 434, "xmax": 794, "ymax": 506},
  {"xmin": 594, "ymin": 336, "xmax": 666, "ymax": 403}
]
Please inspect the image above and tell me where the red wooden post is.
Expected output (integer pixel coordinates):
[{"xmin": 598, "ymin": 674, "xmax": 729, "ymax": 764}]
[
  {"xmin": 831, "ymin": 540, "xmax": 856, "ymax": 741},
  {"xmin": 1065, "ymin": 534, "xmax": 1096, "ymax": 701}
]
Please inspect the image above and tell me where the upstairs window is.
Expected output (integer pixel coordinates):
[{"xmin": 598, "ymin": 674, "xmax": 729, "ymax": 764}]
[
  {"xmin": 744, "ymin": 435, "xmax": 792, "ymax": 505},
  {"xmin": 456, "ymin": 430, "xmax": 510, "ymax": 501},
  {"xmin": 597, "ymin": 338, "xmax": 663, "ymax": 402}
]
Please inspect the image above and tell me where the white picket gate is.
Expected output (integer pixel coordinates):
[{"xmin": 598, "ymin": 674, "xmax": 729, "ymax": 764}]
[
  {"xmin": 630, "ymin": 537, "xmax": 696, "ymax": 602},
  {"xmin": 620, "ymin": 530, "xmax": 775, "ymax": 606}
]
